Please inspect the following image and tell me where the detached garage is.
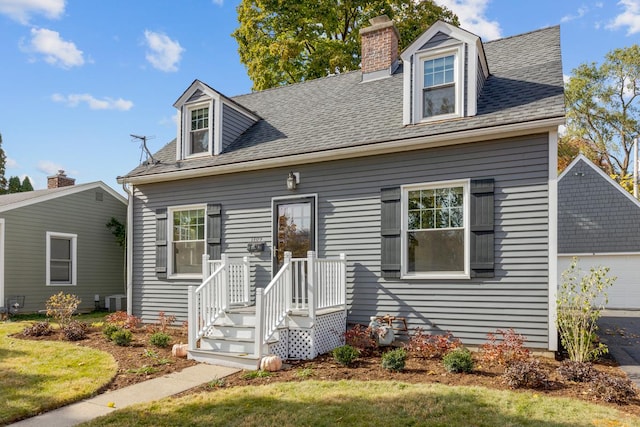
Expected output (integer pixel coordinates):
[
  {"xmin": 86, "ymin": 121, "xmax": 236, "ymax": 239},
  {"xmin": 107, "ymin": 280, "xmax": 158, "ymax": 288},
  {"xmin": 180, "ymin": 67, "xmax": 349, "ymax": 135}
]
[{"xmin": 558, "ymin": 154, "xmax": 640, "ymax": 309}]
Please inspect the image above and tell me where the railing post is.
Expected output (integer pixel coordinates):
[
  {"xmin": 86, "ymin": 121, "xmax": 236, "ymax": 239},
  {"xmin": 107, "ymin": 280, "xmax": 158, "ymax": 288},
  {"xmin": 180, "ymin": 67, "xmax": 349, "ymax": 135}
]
[
  {"xmin": 220, "ymin": 254, "xmax": 228, "ymax": 311},
  {"xmin": 202, "ymin": 253, "xmax": 210, "ymax": 278},
  {"xmin": 255, "ymin": 288, "xmax": 264, "ymax": 358},
  {"xmin": 284, "ymin": 251, "xmax": 292, "ymax": 312},
  {"xmin": 188, "ymin": 285, "xmax": 196, "ymax": 351},
  {"xmin": 340, "ymin": 253, "xmax": 347, "ymax": 309},
  {"xmin": 307, "ymin": 251, "xmax": 316, "ymax": 322},
  {"xmin": 243, "ymin": 256, "xmax": 250, "ymax": 306}
]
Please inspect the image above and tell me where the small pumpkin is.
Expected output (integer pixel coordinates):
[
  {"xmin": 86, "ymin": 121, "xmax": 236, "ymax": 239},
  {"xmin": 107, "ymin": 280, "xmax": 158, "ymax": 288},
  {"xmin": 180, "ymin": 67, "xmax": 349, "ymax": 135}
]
[
  {"xmin": 172, "ymin": 343, "xmax": 188, "ymax": 358},
  {"xmin": 260, "ymin": 354, "xmax": 282, "ymax": 371}
]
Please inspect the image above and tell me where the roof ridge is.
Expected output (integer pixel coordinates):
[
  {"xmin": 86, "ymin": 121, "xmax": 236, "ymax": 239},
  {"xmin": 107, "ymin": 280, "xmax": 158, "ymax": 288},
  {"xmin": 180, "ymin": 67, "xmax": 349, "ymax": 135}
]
[{"xmin": 485, "ymin": 24, "xmax": 560, "ymax": 46}]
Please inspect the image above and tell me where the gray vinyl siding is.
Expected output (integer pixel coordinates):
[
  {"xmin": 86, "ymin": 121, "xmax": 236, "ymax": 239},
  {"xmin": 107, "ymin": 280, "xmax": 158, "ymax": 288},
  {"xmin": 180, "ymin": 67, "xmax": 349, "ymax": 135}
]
[
  {"xmin": 419, "ymin": 31, "xmax": 453, "ymax": 50},
  {"xmin": 221, "ymin": 103, "xmax": 255, "ymax": 152},
  {"xmin": 132, "ymin": 133, "xmax": 551, "ymax": 348},
  {"xmin": 559, "ymin": 158, "xmax": 640, "ymax": 253},
  {"xmin": 1, "ymin": 188, "xmax": 126, "ymax": 313}
]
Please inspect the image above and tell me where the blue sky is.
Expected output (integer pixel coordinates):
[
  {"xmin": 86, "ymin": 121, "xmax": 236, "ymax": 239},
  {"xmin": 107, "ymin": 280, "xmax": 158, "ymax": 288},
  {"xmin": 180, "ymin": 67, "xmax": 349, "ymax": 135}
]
[{"xmin": 0, "ymin": 0, "xmax": 638, "ymax": 193}]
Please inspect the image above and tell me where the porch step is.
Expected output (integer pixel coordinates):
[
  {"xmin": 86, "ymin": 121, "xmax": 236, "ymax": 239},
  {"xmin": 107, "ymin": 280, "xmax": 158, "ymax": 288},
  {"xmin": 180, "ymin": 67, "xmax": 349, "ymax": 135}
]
[
  {"xmin": 188, "ymin": 349, "xmax": 261, "ymax": 371},
  {"xmin": 200, "ymin": 335, "xmax": 278, "ymax": 354}
]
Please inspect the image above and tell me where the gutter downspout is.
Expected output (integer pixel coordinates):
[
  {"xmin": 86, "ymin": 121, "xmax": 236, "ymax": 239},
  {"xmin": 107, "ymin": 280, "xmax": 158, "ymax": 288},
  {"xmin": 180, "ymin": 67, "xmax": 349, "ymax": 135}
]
[{"xmin": 122, "ymin": 182, "xmax": 134, "ymax": 315}]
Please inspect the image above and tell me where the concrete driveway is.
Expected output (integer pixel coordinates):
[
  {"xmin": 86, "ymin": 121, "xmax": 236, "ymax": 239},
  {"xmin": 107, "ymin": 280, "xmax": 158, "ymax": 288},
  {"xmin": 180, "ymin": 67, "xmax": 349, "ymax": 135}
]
[{"xmin": 597, "ymin": 310, "xmax": 640, "ymax": 386}]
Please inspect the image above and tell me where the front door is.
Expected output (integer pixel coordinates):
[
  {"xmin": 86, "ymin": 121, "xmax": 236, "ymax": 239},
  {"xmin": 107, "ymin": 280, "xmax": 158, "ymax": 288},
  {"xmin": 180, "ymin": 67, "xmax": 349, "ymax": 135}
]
[{"xmin": 273, "ymin": 197, "xmax": 315, "ymax": 272}]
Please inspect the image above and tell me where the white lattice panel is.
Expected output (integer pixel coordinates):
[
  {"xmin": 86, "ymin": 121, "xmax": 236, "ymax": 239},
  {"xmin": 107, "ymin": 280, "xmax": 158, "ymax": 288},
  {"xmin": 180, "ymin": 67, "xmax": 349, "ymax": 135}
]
[
  {"xmin": 288, "ymin": 329, "xmax": 313, "ymax": 359},
  {"xmin": 314, "ymin": 310, "xmax": 346, "ymax": 355},
  {"xmin": 267, "ymin": 329, "xmax": 288, "ymax": 359}
]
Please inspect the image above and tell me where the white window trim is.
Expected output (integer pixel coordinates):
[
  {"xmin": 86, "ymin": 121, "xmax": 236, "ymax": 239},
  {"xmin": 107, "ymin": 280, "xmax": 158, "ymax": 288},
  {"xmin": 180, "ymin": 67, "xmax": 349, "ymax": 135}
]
[
  {"xmin": 413, "ymin": 45, "xmax": 465, "ymax": 124},
  {"xmin": 181, "ymin": 101, "xmax": 214, "ymax": 159},
  {"xmin": 46, "ymin": 232, "xmax": 77, "ymax": 286},
  {"xmin": 401, "ymin": 179, "xmax": 470, "ymax": 279},
  {"xmin": 167, "ymin": 204, "xmax": 207, "ymax": 279}
]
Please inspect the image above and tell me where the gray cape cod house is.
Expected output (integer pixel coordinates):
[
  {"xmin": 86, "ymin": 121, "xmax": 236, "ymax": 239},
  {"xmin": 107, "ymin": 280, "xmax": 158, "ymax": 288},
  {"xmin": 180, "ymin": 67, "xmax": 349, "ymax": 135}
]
[
  {"xmin": 558, "ymin": 154, "xmax": 640, "ymax": 309},
  {"xmin": 0, "ymin": 172, "xmax": 127, "ymax": 314},
  {"xmin": 118, "ymin": 18, "xmax": 565, "ymax": 368}
]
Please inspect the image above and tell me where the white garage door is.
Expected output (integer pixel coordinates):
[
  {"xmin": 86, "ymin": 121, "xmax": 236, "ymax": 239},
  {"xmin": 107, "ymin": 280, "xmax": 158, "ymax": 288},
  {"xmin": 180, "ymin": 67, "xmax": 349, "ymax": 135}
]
[{"xmin": 558, "ymin": 254, "xmax": 640, "ymax": 310}]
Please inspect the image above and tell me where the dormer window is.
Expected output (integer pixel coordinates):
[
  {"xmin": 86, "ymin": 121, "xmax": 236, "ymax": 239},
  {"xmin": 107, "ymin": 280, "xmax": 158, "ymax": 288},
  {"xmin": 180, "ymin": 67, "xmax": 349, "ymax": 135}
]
[
  {"xmin": 422, "ymin": 54, "xmax": 455, "ymax": 118},
  {"xmin": 189, "ymin": 106, "xmax": 209, "ymax": 155},
  {"xmin": 401, "ymin": 21, "xmax": 489, "ymax": 126},
  {"xmin": 174, "ymin": 80, "xmax": 260, "ymax": 160}
]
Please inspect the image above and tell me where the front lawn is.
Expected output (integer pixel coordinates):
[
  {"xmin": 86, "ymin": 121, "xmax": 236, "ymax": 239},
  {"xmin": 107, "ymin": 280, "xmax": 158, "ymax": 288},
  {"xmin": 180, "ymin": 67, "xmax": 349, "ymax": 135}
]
[
  {"xmin": 82, "ymin": 380, "xmax": 640, "ymax": 426},
  {"xmin": 0, "ymin": 319, "xmax": 117, "ymax": 425}
]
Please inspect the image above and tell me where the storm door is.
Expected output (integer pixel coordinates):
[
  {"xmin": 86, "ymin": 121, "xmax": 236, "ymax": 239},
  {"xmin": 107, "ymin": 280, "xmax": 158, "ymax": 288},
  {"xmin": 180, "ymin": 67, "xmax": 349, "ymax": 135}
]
[{"xmin": 273, "ymin": 197, "xmax": 316, "ymax": 273}]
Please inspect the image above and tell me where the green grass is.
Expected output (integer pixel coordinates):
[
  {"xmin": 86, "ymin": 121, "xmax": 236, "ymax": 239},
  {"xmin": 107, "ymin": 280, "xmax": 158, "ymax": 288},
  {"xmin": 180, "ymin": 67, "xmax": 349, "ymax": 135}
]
[
  {"xmin": 0, "ymin": 319, "xmax": 117, "ymax": 425},
  {"xmin": 82, "ymin": 380, "xmax": 640, "ymax": 427}
]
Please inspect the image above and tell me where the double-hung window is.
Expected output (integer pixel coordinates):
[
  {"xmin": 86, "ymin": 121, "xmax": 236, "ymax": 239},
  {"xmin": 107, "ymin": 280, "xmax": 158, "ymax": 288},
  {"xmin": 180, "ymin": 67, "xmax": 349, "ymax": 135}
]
[
  {"xmin": 416, "ymin": 47, "xmax": 462, "ymax": 122},
  {"xmin": 403, "ymin": 180, "xmax": 469, "ymax": 278},
  {"xmin": 169, "ymin": 206, "xmax": 205, "ymax": 276},
  {"xmin": 187, "ymin": 105, "xmax": 210, "ymax": 156},
  {"xmin": 46, "ymin": 232, "xmax": 77, "ymax": 286}
]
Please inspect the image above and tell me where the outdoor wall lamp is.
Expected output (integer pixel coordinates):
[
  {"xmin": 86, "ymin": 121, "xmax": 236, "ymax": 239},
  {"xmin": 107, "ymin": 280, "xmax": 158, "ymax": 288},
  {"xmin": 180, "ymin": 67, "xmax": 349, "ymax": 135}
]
[{"xmin": 287, "ymin": 172, "xmax": 300, "ymax": 191}]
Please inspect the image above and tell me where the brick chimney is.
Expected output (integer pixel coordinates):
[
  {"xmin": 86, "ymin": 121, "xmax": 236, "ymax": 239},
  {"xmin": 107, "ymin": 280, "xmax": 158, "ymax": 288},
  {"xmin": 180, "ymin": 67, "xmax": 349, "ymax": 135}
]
[
  {"xmin": 360, "ymin": 15, "xmax": 400, "ymax": 80},
  {"xmin": 47, "ymin": 170, "xmax": 75, "ymax": 189}
]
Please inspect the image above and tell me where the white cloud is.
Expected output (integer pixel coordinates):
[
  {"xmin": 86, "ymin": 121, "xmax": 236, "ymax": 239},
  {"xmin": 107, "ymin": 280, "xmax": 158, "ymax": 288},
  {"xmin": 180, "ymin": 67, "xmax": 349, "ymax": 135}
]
[
  {"xmin": 560, "ymin": 6, "xmax": 589, "ymax": 23},
  {"xmin": 37, "ymin": 160, "xmax": 64, "ymax": 175},
  {"xmin": 26, "ymin": 28, "xmax": 84, "ymax": 68},
  {"xmin": 0, "ymin": 0, "xmax": 65, "ymax": 24},
  {"xmin": 211, "ymin": 0, "xmax": 223, "ymax": 5},
  {"xmin": 5, "ymin": 158, "xmax": 17, "ymax": 168},
  {"xmin": 607, "ymin": 0, "xmax": 640, "ymax": 35},
  {"xmin": 434, "ymin": 0, "xmax": 502, "ymax": 40},
  {"xmin": 51, "ymin": 93, "xmax": 134, "ymax": 111},
  {"xmin": 144, "ymin": 30, "xmax": 184, "ymax": 72}
]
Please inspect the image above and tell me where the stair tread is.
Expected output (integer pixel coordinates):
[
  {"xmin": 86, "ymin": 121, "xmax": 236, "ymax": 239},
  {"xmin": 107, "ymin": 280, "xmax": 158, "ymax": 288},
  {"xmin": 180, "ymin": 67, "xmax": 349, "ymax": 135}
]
[
  {"xmin": 202, "ymin": 335, "xmax": 278, "ymax": 344},
  {"xmin": 189, "ymin": 348, "xmax": 261, "ymax": 359}
]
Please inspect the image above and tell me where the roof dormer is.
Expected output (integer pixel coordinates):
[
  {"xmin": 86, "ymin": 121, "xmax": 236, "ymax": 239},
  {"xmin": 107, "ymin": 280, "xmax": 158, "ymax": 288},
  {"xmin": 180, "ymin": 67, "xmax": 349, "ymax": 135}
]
[
  {"xmin": 173, "ymin": 80, "xmax": 259, "ymax": 160},
  {"xmin": 400, "ymin": 21, "xmax": 489, "ymax": 125}
]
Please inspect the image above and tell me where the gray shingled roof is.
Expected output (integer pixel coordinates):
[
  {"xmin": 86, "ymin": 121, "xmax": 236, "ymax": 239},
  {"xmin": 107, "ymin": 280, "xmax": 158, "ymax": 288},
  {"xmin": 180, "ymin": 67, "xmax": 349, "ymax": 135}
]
[
  {"xmin": 122, "ymin": 25, "xmax": 563, "ymax": 180},
  {"xmin": 0, "ymin": 182, "xmax": 126, "ymax": 211}
]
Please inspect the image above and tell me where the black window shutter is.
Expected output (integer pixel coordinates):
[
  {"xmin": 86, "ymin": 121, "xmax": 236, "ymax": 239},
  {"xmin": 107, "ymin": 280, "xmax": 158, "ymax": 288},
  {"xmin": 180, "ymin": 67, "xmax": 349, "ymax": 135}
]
[
  {"xmin": 380, "ymin": 187, "xmax": 401, "ymax": 279},
  {"xmin": 207, "ymin": 204, "xmax": 222, "ymax": 260},
  {"xmin": 470, "ymin": 179, "xmax": 495, "ymax": 278},
  {"xmin": 155, "ymin": 208, "xmax": 168, "ymax": 278}
]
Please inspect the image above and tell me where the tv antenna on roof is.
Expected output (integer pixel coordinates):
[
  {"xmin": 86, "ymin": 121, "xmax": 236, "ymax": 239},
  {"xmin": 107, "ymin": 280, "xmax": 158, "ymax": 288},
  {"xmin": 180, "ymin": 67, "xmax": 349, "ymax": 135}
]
[{"xmin": 130, "ymin": 134, "xmax": 158, "ymax": 165}]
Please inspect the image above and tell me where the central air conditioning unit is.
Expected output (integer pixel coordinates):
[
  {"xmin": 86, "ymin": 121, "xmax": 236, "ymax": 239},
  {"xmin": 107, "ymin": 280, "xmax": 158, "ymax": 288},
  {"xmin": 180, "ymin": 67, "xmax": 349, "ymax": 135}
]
[{"xmin": 105, "ymin": 294, "xmax": 127, "ymax": 312}]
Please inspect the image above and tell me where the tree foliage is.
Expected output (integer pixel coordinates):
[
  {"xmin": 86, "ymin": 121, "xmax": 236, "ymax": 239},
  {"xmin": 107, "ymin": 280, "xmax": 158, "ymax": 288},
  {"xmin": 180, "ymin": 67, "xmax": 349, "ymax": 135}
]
[
  {"xmin": 5, "ymin": 176, "xmax": 34, "ymax": 193},
  {"xmin": 561, "ymin": 44, "xmax": 640, "ymax": 185},
  {"xmin": 233, "ymin": 0, "xmax": 459, "ymax": 91}
]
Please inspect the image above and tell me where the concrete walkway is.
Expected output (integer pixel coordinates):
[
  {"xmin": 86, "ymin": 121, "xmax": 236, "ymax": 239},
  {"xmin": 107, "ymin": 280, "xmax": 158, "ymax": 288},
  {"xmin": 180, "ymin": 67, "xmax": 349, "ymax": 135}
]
[
  {"xmin": 597, "ymin": 310, "xmax": 640, "ymax": 386},
  {"xmin": 9, "ymin": 363, "xmax": 239, "ymax": 427}
]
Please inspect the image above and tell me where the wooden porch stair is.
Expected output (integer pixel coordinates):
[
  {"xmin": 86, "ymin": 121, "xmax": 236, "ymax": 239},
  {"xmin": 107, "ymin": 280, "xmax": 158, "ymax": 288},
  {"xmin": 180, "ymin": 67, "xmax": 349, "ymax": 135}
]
[{"xmin": 187, "ymin": 252, "xmax": 347, "ymax": 370}]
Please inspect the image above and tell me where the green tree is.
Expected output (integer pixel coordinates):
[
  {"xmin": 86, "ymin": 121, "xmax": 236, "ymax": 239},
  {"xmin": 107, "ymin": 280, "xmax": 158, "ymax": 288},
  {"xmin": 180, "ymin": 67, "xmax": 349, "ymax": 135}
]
[
  {"xmin": 0, "ymin": 134, "xmax": 7, "ymax": 194},
  {"xmin": 20, "ymin": 176, "xmax": 33, "ymax": 192},
  {"xmin": 7, "ymin": 176, "xmax": 20, "ymax": 193},
  {"xmin": 562, "ymin": 44, "xmax": 640, "ymax": 184},
  {"xmin": 232, "ymin": 0, "xmax": 458, "ymax": 91}
]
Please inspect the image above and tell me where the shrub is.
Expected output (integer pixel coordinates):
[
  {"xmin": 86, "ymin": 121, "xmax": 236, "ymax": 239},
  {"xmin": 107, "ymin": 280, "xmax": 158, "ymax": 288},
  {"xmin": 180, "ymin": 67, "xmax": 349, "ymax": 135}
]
[
  {"xmin": 46, "ymin": 292, "xmax": 81, "ymax": 327},
  {"xmin": 22, "ymin": 321, "xmax": 53, "ymax": 337},
  {"xmin": 556, "ymin": 360, "xmax": 597, "ymax": 382},
  {"xmin": 332, "ymin": 345, "xmax": 359, "ymax": 366},
  {"xmin": 62, "ymin": 320, "xmax": 88, "ymax": 341},
  {"xmin": 343, "ymin": 324, "xmax": 377, "ymax": 355},
  {"xmin": 381, "ymin": 348, "xmax": 407, "ymax": 372},
  {"xmin": 556, "ymin": 258, "xmax": 615, "ymax": 362},
  {"xmin": 149, "ymin": 332, "xmax": 172, "ymax": 348},
  {"xmin": 480, "ymin": 328, "xmax": 530, "ymax": 367},
  {"xmin": 103, "ymin": 324, "xmax": 121, "ymax": 340},
  {"xmin": 589, "ymin": 373, "xmax": 636, "ymax": 404},
  {"xmin": 105, "ymin": 311, "xmax": 141, "ymax": 330},
  {"xmin": 405, "ymin": 328, "xmax": 461, "ymax": 359},
  {"xmin": 503, "ymin": 359, "xmax": 549, "ymax": 389},
  {"xmin": 111, "ymin": 329, "xmax": 133, "ymax": 346},
  {"xmin": 442, "ymin": 348, "xmax": 474, "ymax": 373}
]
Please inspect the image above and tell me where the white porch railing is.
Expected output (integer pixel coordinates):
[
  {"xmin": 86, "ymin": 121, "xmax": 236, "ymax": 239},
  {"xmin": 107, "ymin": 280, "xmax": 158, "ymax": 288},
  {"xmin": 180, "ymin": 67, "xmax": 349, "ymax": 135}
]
[
  {"xmin": 187, "ymin": 254, "xmax": 250, "ymax": 351},
  {"xmin": 255, "ymin": 251, "xmax": 346, "ymax": 358}
]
